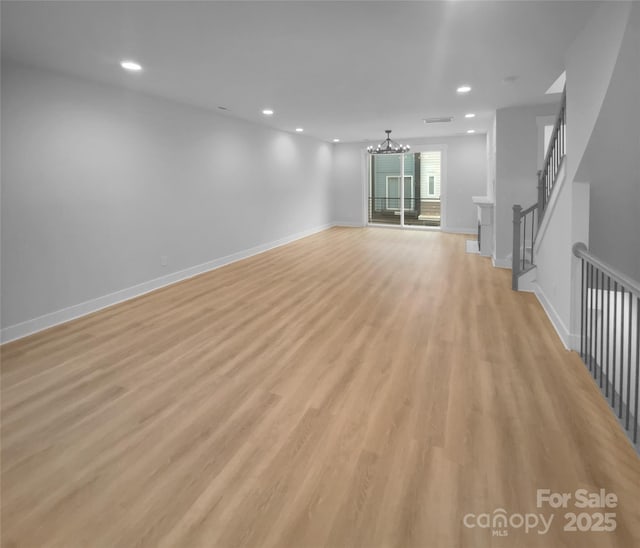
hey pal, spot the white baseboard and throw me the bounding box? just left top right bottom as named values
left=367, top=223, right=441, bottom=232
left=441, top=226, right=477, bottom=235
left=517, top=266, right=537, bottom=293
left=364, top=224, right=474, bottom=234
left=333, top=221, right=365, bottom=227
left=492, top=256, right=512, bottom=269
left=1, top=223, right=333, bottom=344
left=569, top=333, right=581, bottom=351
left=533, top=283, right=572, bottom=350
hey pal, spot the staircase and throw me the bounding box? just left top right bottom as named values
left=512, top=88, right=566, bottom=291
left=511, top=203, right=538, bottom=290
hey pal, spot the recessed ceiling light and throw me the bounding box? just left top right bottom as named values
left=502, top=75, right=519, bottom=84
left=465, top=113, right=476, bottom=118
left=262, top=109, right=274, bottom=116
left=295, top=128, right=304, bottom=133
left=120, top=60, right=142, bottom=72
left=457, top=85, right=472, bottom=94
left=467, top=129, right=476, bottom=134
left=333, top=138, right=340, bottom=143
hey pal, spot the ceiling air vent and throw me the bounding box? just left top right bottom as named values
left=423, top=116, right=453, bottom=124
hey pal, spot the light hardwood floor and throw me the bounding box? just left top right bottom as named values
left=2, top=227, right=639, bottom=547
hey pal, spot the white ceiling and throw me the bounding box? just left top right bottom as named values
left=1, top=1, right=598, bottom=143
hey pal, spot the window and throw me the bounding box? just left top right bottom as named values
left=368, top=151, right=441, bottom=227
left=386, top=175, right=413, bottom=210
left=420, top=151, right=441, bottom=198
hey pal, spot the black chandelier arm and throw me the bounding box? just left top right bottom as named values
left=367, top=130, right=410, bottom=155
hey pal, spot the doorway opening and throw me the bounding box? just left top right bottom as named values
left=368, top=151, right=441, bottom=227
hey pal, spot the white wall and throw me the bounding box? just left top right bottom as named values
left=533, top=175, right=573, bottom=346
left=573, top=3, right=640, bottom=281
left=564, top=1, right=632, bottom=188
left=332, top=134, right=487, bottom=232
left=531, top=2, right=639, bottom=350
left=1, top=62, right=333, bottom=338
left=533, top=171, right=589, bottom=348
left=494, top=102, right=559, bottom=264
left=332, top=143, right=366, bottom=226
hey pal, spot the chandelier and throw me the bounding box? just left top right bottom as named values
left=367, top=130, right=410, bottom=154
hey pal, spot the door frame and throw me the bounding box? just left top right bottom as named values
left=363, top=144, right=447, bottom=229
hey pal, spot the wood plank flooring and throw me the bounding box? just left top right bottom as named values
left=2, top=227, right=639, bottom=547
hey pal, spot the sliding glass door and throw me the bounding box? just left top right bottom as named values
left=368, top=151, right=441, bottom=227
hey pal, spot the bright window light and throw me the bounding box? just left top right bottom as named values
left=546, top=71, right=566, bottom=94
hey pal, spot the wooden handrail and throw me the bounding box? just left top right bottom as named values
left=538, top=87, right=566, bottom=222
left=541, top=87, right=566, bottom=181
left=519, top=203, right=538, bottom=216
left=573, top=242, right=640, bottom=298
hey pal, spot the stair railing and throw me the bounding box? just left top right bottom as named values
left=574, top=242, right=640, bottom=448
left=537, top=87, right=567, bottom=223
left=512, top=88, right=566, bottom=291
left=511, top=203, right=538, bottom=290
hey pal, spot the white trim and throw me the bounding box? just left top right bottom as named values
left=569, top=333, right=581, bottom=351
left=368, top=223, right=441, bottom=232
left=1, top=223, right=333, bottom=344
left=364, top=143, right=448, bottom=229
left=360, top=148, right=369, bottom=227
left=492, top=256, right=512, bottom=269
left=441, top=226, right=477, bottom=235
left=535, top=158, right=567, bottom=254
left=518, top=286, right=536, bottom=294
left=517, top=266, right=537, bottom=293
left=533, top=282, right=572, bottom=349
left=333, top=221, right=365, bottom=228
left=385, top=174, right=414, bottom=211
